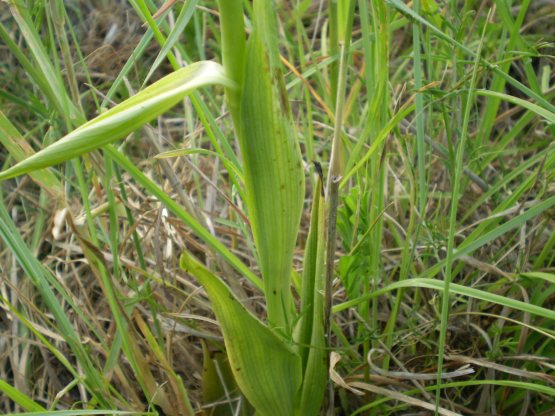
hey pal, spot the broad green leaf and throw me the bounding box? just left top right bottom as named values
left=239, top=0, right=305, bottom=329
left=0, top=61, right=234, bottom=181
left=181, top=252, right=302, bottom=416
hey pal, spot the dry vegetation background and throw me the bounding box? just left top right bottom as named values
left=0, top=0, right=554, bottom=415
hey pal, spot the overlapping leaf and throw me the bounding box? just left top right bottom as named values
left=239, top=0, right=305, bottom=330
left=181, top=252, right=302, bottom=416
left=0, top=61, right=234, bottom=181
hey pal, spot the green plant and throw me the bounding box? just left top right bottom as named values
left=0, top=0, right=336, bottom=414
left=1, top=1, right=555, bottom=415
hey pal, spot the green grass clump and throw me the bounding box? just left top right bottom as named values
left=0, top=1, right=554, bottom=415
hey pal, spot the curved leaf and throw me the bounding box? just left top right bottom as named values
left=181, top=252, right=302, bottom=416
left=0, top=61, right=235, bottom=181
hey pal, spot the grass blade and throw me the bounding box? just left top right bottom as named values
left=475, top=89, right=555, bottom=124
left=0, top=380, right=45, bottom=413
left=334, top=277, right=555, bottom=321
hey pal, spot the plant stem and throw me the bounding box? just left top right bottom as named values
left=216, top=0, right=245, bottom=135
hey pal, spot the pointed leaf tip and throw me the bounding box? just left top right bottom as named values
left=0, top=61, right=234, bottom=181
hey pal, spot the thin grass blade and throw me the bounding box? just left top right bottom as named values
left=296, top=176, right=327, bottom=415
left=334, top=278, right=555, bottom=321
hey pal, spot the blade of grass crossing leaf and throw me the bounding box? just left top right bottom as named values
left=143, top=0, right=200, bottom=85
left=181, top=252, right=302, bottom=416
left=105, top=146, right=262, bottom=289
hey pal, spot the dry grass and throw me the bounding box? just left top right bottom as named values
left=0, top=0, right=554, bottom=415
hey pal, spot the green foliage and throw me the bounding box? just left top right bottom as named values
left=180, top=252, right=302, bottom=416
left=0, top=61, right=234, bottom=180
left=0, top=0, right=554, bottom=415
left=238, top=0, right=305, bottom=331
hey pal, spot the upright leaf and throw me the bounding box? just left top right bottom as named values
left=239, top=0, right=305, bottom=330
left=181, top=253, right=302, bottom=416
